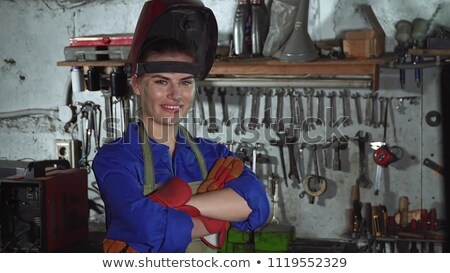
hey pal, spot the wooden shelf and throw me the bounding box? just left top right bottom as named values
left=58, top=54, right=396, bottom=91
left=409, top=48, right=450, bottom=57
left=57, top=60, right=126, bottom=67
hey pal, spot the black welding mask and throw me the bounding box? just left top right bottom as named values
left=126, top=0, right=218, bottom=80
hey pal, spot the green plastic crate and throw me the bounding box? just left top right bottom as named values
left=221, top=223, right=296, bottom=253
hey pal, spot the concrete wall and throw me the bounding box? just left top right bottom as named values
left=0, top=0, right=448, bottom=240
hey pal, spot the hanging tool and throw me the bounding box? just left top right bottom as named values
left=371, top=103, right=402, bottom=195
left=351, top=92, right=363, bottom=125
left=315, top=90, right=325, bottom=126
left=354, top=131, right=370, bottom=188
left=351, top=185, right=362, bottom=236
left=235, top=87, right=248, bottom=135
left=270, top=135, right=288, bottom=187
left=296, top=89, right=307, bottom=131
left=248, top=88, right=261, bottom=130
left=77, top=101, right=102, bottom=172
left=293, top=143, right=306, bottom=184
left=327, top=91, right=337, bottom=127
left=195, top=88, right=207, bottom=126
left=399, top=196, right=409, bottom=229
left=252, top=142, right=262, bottom=174
left=286, top=137, right=301, bottom=188
left=276, top=88, right=285, bottom=133
left=289, top=89, right=300, bottom=135
left=101, top=89, right=114, bottom=142
left=262, top=88, right=273, bottom=128
left=332, top=135, right=348, bottom=171
left=304, top=88, right=315, bottom=130
left=269, top=173, right=281, bottom=224
left=218, top=87, right=231, bottom=126
left=339, top=89, right=352, bottom=127
left=423, top=157, right=444, bottom=176
left=299, top=144, right=327, bottom=204
left=204, top=87, right=219, bottom=133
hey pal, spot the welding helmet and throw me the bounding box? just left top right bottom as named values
left=126, top=0, right=218, bottom=80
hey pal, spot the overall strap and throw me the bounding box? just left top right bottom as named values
left=139, top=122, right=156, bottom=195
left=139, top=123, right=208, bottom=196
left=179, top=125, right=208, bottom=180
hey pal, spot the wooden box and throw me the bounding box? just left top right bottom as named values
left=343, top=30, right=385, bottom=58
left=343, top=5, right=385, bottom=58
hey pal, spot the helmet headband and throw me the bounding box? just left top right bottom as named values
left=136, top=61, right=200, bottom=76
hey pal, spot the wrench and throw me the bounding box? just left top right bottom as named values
left=286, top=137, right=301, bottom=188
left=204, top=87, right=219, bottom=133
left=316, top=90, right=325, bottom=126
left=371, top=92, right=379, bottom=128
left=304, top=88, right=315, bottom=130
left=296, top=89, right=307, bottom=131
left=379, top=97, right=388, bottom=128
left=196, top=88, right=207, bottom=126
left=276, top=89, right=285, bottom=133
left=293, top=142, right=306, bottom=183
left=332, top=135, right=348, bottom=171
left=354, top=130, right=370, bottom=188
left=364, top=93, right=373, bottom=127
left=269, top=174, right=281, bottom=224
left=252, top=142, right=262, bottom=174
left=262, top=88, right=273, bottom=129
left=340, top=89, right=352, bottom=127
left=300, top=144, right=327, bottom=204
left=327, top=91, right=337, bottom=127
left=248, top=88, right=261, bottom=130
left=289, top=89, right=300, bottom=136
left=351, top=92, right=363, bottom=125
left=234, top=88, right=247, bottom=135
left=270, top=135, right=288, bottom=187
left=218, top=87, right=231, bottom=126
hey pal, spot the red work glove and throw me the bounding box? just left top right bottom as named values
left=147, top=177, right=192, bottom=208
left=196, top=156, right=245, bottom=249
left=147, top=178, right=207, bottom=221
left=198, top=156, right=244, bottom=193
left=199, top=216, right=230, bottom=249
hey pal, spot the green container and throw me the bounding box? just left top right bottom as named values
left=221, top=223, right=296, bottom=253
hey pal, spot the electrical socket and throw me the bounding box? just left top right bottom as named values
left=54, top=139, right=81, bottom=168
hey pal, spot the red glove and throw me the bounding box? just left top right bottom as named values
left=199, top=216, right=230, bottom=249
left=196, top=156, right=245, bottom=249
left=148, top=178, right=212, bottom=226
left=198, top=156, right=244, bottom=193
left=147, top=177, right=192, bottom=208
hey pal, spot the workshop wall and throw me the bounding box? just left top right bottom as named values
left=0, top=0, right=447, bottom=242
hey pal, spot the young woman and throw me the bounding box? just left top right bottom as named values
left=92, top=0, right=269, bottom=253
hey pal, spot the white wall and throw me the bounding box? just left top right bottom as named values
left=0, top=0, right=448, bottom=240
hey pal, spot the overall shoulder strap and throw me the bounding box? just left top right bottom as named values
left=140, top=123, right=208, bottom=196
left=139, top=122, right=156, bottom=195
left=179, top=125, right=208, bottom=180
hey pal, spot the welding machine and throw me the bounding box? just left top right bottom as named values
left=0, top=160, right=89, bottom=252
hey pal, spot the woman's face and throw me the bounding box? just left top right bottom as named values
left=132, top=53, right=196, bottom=127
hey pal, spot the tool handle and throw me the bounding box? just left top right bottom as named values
left=399, top=196, right=409, bottom=228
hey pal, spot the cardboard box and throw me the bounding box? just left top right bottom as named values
left=343, top=5, right=385, bottom=58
